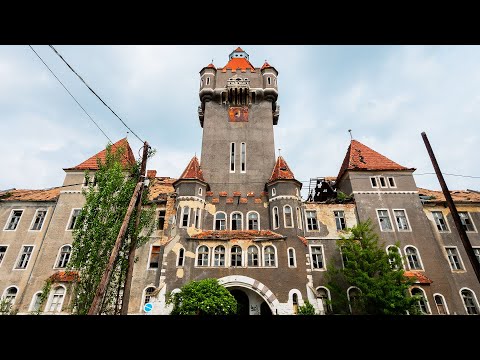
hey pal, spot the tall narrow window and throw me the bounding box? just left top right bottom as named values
left=177, top=248, right=185, bottom=267
left=215, top=212, right=226, bottom=230
left=31, top=209, right=47, bottom=231
left=474, top=248, right=480, bottom=265
left=197, top=246, right=209, bottom=267
left=214, top=245, right=226, bottom=267
left=48, top=286, right=65, bottom=312
left=386, top=245, right=402, bottom=270
left=181, top=206, right=190, bottom=228
left=230, top=142, right=235, bottom=172
left=267, top=77, right=271, bottom=85
left=241, top=142, right=246, bottom=173
left=458, top=212, right=475, bottom=232
left=387, top=177, right=396, bottom=187
left=67, top=209, right=81, bottom=230
left=284, top=206, right=293, bottom=227
left=370, top=177, right=378, bottom=188
left=144, top=287, right=155, bottom=306
left=348, top=287, right=362, bottom=314
left=264, top=246, right=276, bottom=267
left=247, top=246, right=259, bottom=267
left=377, top=209, right=393, bottom=231
left=310, top=246, right=324, bottom=269
left=231, top=245, right=242, bottom=267
left=405, top=246, right=422, bottom=270
left=157, top=210, right=166, bottom=230
left=411, top=288, right=430, bottom=314
left=296, top=207, right=302, bottom=229
left=271, top=188, right=276, bottom=196
left=206, top=77, right=210, bottom=85
left=461, top=289, right=479, bottom=315
left=317, top=287, right=331, bottom=314
left=334, top=211, right=346, bottom=230
left=292, top=293, right=298, bottom=314
left=379, top=177, right=387, bottom=188
left=288, top=248, right=296, bottom=267
left=247, top=212, right=259, bottom=230
left=56, top=245, right=71, bottom=268
left=148, top=245, right=161, bottom=269
left=394, top=209, right=410, bottom=231
left=30, top=292, right=43, bottom=312
left=445, top=247, right=463, bottom=270
left=195, top=208, right=201, bottom=229
left=432, top=211, right=448, bottom=232
left=0, top=246, right=7, bottom=265
left=306, top=210, right=318, bottom=231
left=231, top=212, right=243, bottom=230
left=5, top=210, right=23, bottom=230
left=273, top=207, right=279, bottom=229
left=3, top=287, right=17, bottom=307
left=434, top=294, right=448, bottom=315
left=16, top=245, right=33, bottom=269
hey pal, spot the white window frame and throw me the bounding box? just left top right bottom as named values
left=410, top=287, right=431, bottom=314
left=3, top=209, right=24, bottom=231
left=459, top=287, right=480, bottom=315
left=45, top=285, right=66, bottom=313
left=432, top=211, right=450, bottom=232
left=29, top=208, right=48, bottom=231
left=213, top=245, right=226, bottom=267
left=142, top=286, right=157, bottom=311
left=444, top=246, right=465, bottom=271
left=404, top=245, right=424, bottom=271
left=196, top=245, right=210, bottom=267
left=283, top=205, right=294, bottom=228
left=379, top=176, right=387, bottom=188
left=263, top=245, right=277, bottom=268
left=393, top=209, right=411, bottom=232
left=370, top=177, right=378, bottom=188
left=198, top=187, right=203, bottom=196
left=376, top=209, right=394, bottom=232
left=206, top=76, right=210, bottom=85
left=177, top=247, right=185, bottom=267
left=305, top=210, right=319, bottom=232
left=458, top=212, right=477, bottom=233
left=473, top=247, right=480, bottom=265
left=309, top=244, right=326, bottom=271
left=386, top=245, right=405, bottom=270
left=0, top=245, right=8, bottom=267
left=230, top=211, right=243, bottom=231
left=230, top=142, right=236, bottom=173
left=240, top=142, right=246, bottom=173
left=54, top=244, right=72, bottom=269
left=29, top=291, right=43, bottom=312
left=247, top=211, right=260, bottom=230
left=247, top=245, right=260, bottom=267
left=214, top=211, right=227, bottom=230
left=147, top=244, right=161, bottom=270
left=14, top=245, right=35, bottom=270
left=296, top=207, right=302, bottom=230
left=347, top=286, right=362, bottom=314
left=287, top=247, right=296, bottom=268
left=387, top=176, right=396, bottom=188
left=2, top=286, right=19, bottom=307
left=65, top=208, right=81, bottom=231
left=316, top=286, right=332, bottom=314
left=180, top=206, right=190, bottom=228
left=194, top=208, right=202, bottom=229
left=272, top=207, right=279, bottom=229
left=271, top=187, right=276, bottom=196
left=433, top=293, right=450, bottom=315
left=230, top=245, right=243, bottom=267
left=334, top=210, right=346, bottom=231
left=157, top=208, right=166, bottom=231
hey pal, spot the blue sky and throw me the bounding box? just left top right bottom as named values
left=1, top=45, right=479, bottom=198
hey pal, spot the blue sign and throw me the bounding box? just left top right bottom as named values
left=144, top=302, right=153, bottom=313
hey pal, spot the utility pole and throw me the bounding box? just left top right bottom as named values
left=121, top=141, right=149, bottom=314
left=88, top=142, right=149, bottom=315
left=421, top=132, right=480, bottom=284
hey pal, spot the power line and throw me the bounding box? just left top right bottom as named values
left=48, top=45, right=144, bottom=144
left=28, top=45, right=113, bottom=144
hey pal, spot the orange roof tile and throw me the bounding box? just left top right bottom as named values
left=206, top=63, right=216, bottom=69
left=66, top=138, right=135, bottom=171
left=404, top=271, right=433, bottom=284
left=269, top=156, right=296, bottom=182
left=261, top=61, right=272, bottom=70
left=297, top=236, right=308, bottom=247
left=190, top=230, right=285, bottom=240
left=0, top=188, right=60, bottom=202
left=222, top=57, right=256, bottom=72
left=234, top=47, right=244, bottom=52
left=178, top=156, right=204, bottom=181
left=148, top=177, right=176, bottom=201
left=337, top=140, right=413, bottom=181
left=49, top=270, right=79, bottom=282
left=418, top=188, right=480, bottom=203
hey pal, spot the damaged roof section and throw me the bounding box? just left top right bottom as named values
left=189, top=230, right=285, bottom=241
left=0, top=187, right=61, bottom=202
left=418, top=188, right=480, bottom=204
left=404, top=270, right=433, bottom=284
left=148, top=177, right=176, bottom=203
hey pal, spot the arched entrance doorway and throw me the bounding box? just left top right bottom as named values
left=260, top=302, right=272, bottom=316
left=229, top=289, right=249, bottom=315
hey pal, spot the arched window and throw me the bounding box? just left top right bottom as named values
left=197, top=246, right=209, bottom=266
left=247, top=246, right=259, bottom=267
left=29, top=291, right=43, bottom=312
left=411, top=287, right=430, bottom=314
left=177, top=248, right=185, bottom=267
left=144, top=287, right=156, bottom=306
left=231, top=245, right=242, bottom=267
left=47, top=286, right=66, bottom=312
left=405, top=246, right=423, bottom=270
left=292, top=293, right=298, bottom=314
left=247, top=211, right=259, bottom=230
left=56, top=245, right=72, bottom=268
left=288, top=248, right=296, bottom=267
left=214, top=245, right=226, bottom=267
left=434, top=293, right=449, bottom=315
left=264, top=246, right=276, bottom=267
left=272, top=207, right=279, bottom=229
left=386, top=245, right=403, bottom=270
left=348, top=287, right=362, bottom=315
left=296, top=207, right=302, bottom=229
left=3, top=286, right=18, bottom=307
left=316, top=287, right=332, bottom=314
left=231, top=212, right=243, bottom=230
left=460, top=288, right=479, bottom=315
left=214, top=212, right=226, bottom=230
left=284, top=205, right=293, bottom=228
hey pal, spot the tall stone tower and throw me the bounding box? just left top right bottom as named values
left=198, top=47, right=280, bottom=195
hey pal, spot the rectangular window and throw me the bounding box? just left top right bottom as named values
left=377, top=209, right=393, bottom=231
left=31, top=210, right=47, bottom=231
left=0, top=246, right=7, bottom=265
left=5, top=210, right=23, bottom=231
left=446, top=247, right=463, bottom=270
left=157, top=210, right=166, bottom=230
left=379, top=177, right=387, bottom=188
left=310, top=246, right=324, bottom=269
left=148, top=245, right=161, bottom=269
left=195, top=208, right=201, bottom=228
left=458, top=212, right=475, bottom=232
left=306, top=210, right=318, bottom=231
left=296, top=207, right=302, bottom=230
left=334, top=211, right=346, bottom=230
left=230, top=142, right=235, bottom=172
left=16, top=245, right=33, bottom=269
left=241, top=142, right=246, bottom=173
left=432, top=211, right=448, bottom=232
left=387, top=177, right=396, bottom=187
left=370, top=177, right=378, bottom=188
left=181, top=207, right=190, bottom=228
left=67, top=209, right=81, bottom=230
left=474, top=248, right=480, bottom=265
left=340, top=245, right=348, bottom=268
left=394, top=209, right=410, bottom=231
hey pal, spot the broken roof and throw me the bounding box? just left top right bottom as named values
left=418, top=187, right=480, bottom=203
left=189, top=230, right=285, bottom=240
left=269, top=156, right=297, bottom=183
left=0, top=188, right=61, bottom=202
left=148, top=177, right=176, bottom=202
left=177, top=156, right=205, bottom=182
left=404, top=270, right=433, bottom=284
left=337, top=140, right=414, bottom=181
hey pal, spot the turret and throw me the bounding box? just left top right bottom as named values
left=261, top=61, right=280, bottom=124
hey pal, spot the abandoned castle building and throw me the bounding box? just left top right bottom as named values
left=1, top=47, right=480, bottom=315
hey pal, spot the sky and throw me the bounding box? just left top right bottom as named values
left=1, top=45, right=479, bottom=198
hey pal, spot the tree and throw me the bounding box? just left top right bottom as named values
left=297, top=300, right=316, bottom=315
left=326, top=219, right=421, bottom=315
left=66, top=143, right=156, bottom=315
left=166, top=278, right=238, bottom=315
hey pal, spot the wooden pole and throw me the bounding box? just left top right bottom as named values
left=421, top=132, right=480, bottom=284
left=121, top=141, right=149, bottom=314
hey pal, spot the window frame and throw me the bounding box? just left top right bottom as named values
left=460, top=287, right=480, bottom=315
left=29, top=291, right=43, bottom=312
left=147, top=244, right=161, bottom=270
left=296, top=207, right=303, bottom=230
left=287, top=247, right=296, bottom=268
left=65, top=208, right=81, bottom=231
left=393, top=208, right=411, bottom=232
left=379, top=176, right=387, bottom=188
left=213, top=245, right=226, bottom=267
left=180, top=206, right=190, bottom=228
left=316, top=286, right=332, bottom=314
left=347, top=286, right=362, bottom=314
left=271, top=187, right=276, bottom=197
left=230, top=142, right=236, bottom=173
left=432, top=211, right=449, bottom=232
left=334, top=210, right=346, bottom=231
left=404, top=245, right=424, bottom=271
left=196, top=245, right=210, bottom=267
left=142, top=286, right=156, bottom=311
left=411, top=286, right=431, bottom=315
left=194, top=208, right=201, bottom=229
left=458, top=212, right=477, bottom=233
left=370, top=177, right=378, bottom=188
left=263, top=245, right=277, bottom=267
left=240, top=142, right=246, bottom=173
left=14, top=245, right=35, bottom=270
left=473, top=247, right=480, bottom=265
left=157, top=208, right=166, bottom=231
left=284, top=205, right=294, bottom=228
left=4, top=209, right=24, bottom=231
left=54, top=244, right=72, bottom=269
left=230, top=211, right=243, bottom=231
left=247, top=211, right=260, bottom=230
left=230, top=245, right=243, bottom=267
left=2, top=286, right=19, bottom=307
left=433, top=293, right=450, bottom=315
left=272, top=206, right=279, bottom=229
left=177, top=247, right=185, bottom=267
left=445, top=246, right=465, bottom=271
left=247, top=245, right=260, bottom=267
left=386, top=245, right=405, bottom=270
left=0, top=245, right=8, bottom=267
left=46, top=285, right=66, bottom=313
left=29, top=208, right=48, bottom=231
left=305, top=210, right=319, bottom=231
left=387, top=176, right=396, bottom=188
left=376, top=209, right=394, bottom=232
left=214, top=211, right=227, bottom=230
left=309, top=244, right=326, bottom=271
